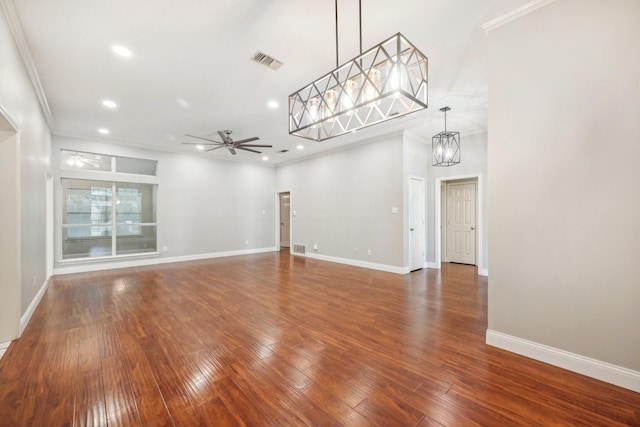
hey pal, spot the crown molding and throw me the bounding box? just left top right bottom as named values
left=0, top=0, right=55, bottom=130
left=479, top=0, right=556, bottom=34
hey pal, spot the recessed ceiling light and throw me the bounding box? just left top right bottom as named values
left=196, top=145, right=204, bottom=150
left=98, top=128, right=110, bottom=135
left=102, top=99, right=117, bottom=108
left=267, top=100, right=279, bottom=109
left=112, top=45, right=132, bottom=57
left=297, top=144, right=304, bottom=150
left=262, top=156, right=269, bottom=161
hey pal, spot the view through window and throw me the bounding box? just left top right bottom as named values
left=61, top=179, right=157, bottom=259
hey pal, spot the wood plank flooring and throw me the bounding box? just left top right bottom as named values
left=0, top=252, right=638, bottom=426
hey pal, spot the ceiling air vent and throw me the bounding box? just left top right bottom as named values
left=277, top=149, right=289, bottom=153
left=250, top=50, right=284, bottom=70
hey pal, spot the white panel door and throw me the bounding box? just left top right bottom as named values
left=446, top=182, right=476, bottom=265
left=409, top=178, right=425, bottom=271
left=279, top=192, right=290, bottom=248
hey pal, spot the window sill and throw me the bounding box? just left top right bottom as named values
left=58, top=251, right=160, bottom=265
left=63, top=235, right=144, bottom=241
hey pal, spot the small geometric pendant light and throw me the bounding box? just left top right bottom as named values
left=432, top=106, right=460, bottom=167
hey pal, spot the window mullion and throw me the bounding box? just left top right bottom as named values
left=112, top=182, right=117, bottom=256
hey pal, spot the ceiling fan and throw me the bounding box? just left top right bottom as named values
left=183, top=130, right=271, bottom=155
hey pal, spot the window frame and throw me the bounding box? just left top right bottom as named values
left=59, top=179, right=158, bottom=262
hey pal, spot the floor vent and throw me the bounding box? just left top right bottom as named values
left=250, top=51, right=284, bottom=70
left=292, top=244, right=306, bottom=255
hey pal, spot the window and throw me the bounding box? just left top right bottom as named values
left=116, top=156, right=157, bottom=176
left=61, top=179, right=157, bottom=260
left=116, top=187, right=142, bottom=235
left=65, top=184, right=112, bottom=238
left=60, top=150, right=113, bottom=172
left=60, top=150, right=157, bottom=176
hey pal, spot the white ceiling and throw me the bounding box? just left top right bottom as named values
left=10, top=0, right=531, bottom=165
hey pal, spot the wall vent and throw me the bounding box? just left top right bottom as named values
left=292, top=244, right=306, bottom=255
left=250, top=51, right=284, bottom=70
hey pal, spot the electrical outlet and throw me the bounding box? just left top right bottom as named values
left=162, top=246, right=168, bottom=252
left=313, top=243, right=318, bottom=251
left=367, top=249, right=372, bottom=256
left=245, top=240, right=249, bottom=246
left=32, top=275, right=36, bottom=288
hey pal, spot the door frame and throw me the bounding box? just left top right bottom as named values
left=0, top=102, right=21, bottom=347
left=444, top=180, right=477, bottom=265
left=434, top=173, right=485, bottom=275
left=275, top=190, right=292, bottom=253
left=408, top=176, right=425, bottom=271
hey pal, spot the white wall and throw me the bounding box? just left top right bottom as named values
left=0, top=4, right=51, bottom=321
left=276, top=133, right=405, bottom=272
left=52, top=136, right=276, bottom=271
left=488, top=0, right=640, bottom=386
left=426, top=131, right=488, bottom=272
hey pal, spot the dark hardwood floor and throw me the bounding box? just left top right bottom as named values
left=0, top=252, right=638, bottom=426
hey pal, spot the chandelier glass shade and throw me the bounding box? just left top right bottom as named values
left=289, top=33, right=428, bottom=142
left=432, top=107, right=460, bottom=167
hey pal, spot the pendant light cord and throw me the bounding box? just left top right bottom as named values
left=335, top=0, right=363, bottom=66
left=335, top=0, right=339, bottom=68
left=359, top=0, right=362, bottom=55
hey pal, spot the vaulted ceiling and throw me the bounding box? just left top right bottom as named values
left=10, top=0, right=531, bottom=164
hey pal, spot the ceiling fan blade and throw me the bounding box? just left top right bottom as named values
left=236, top=147, right=261, bottom=154
left=237, top=144, right=272, bottom=148
left=205, top=145, right=226, bottom=152
left=232, top=137, right=259, bottom=144
left=185, top=134, right=223, bottom=144
left=182, top=142, right=219, bottom=146
left=218, top=131, right=232, bottom=144
left=228, top=147, right=237, bottom=155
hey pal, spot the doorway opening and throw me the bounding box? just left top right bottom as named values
left=434, top=174, right=484, bottom=274
left=278, top=192, right=291, bottom=251
left=444, top=179, right=477, bottom=265
left=409, top=177, right=425, bottom=271
left=0, top=106, right=20, bottom=350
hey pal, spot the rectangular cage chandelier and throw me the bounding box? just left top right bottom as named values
left=289, top=32, right=428, bottom=142
left=432, top=107, right=460, bottom=167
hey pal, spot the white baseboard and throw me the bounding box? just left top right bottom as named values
left=486, top=330, right=640, bottom=393
left=0, top=340, right=10, bottom=360
left=478, top=268, right=489, bottom=276
left=426, top=262, right=439, bottom=269
left=53, top=247, right=279, bottom=275
left=305, top=252, right=407, bottom=275
left=20, top=277, right=49, bottom=337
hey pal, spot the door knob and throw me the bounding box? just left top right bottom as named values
left=470, top=227, right=475, bottom=230
left=410, top=228, right=414, bottom=231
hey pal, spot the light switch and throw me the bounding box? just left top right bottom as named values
left=391, top=207, right=399, bottom=214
